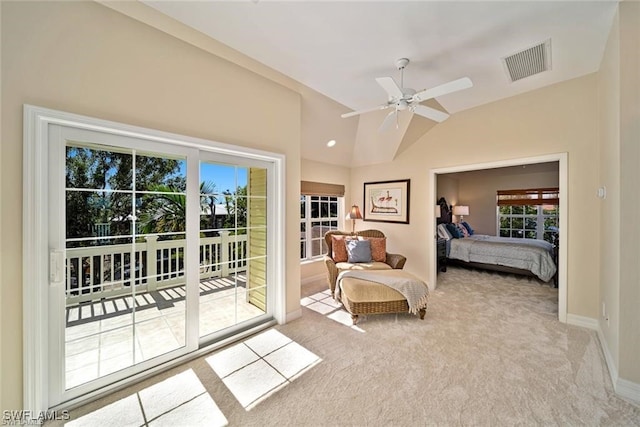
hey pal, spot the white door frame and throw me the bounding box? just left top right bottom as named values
left=23, top=105, right=286, bottom=413
left=428, top=152, right=568, bottom=323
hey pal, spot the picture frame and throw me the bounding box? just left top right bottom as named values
left=363, top=179, right=410, bottom=224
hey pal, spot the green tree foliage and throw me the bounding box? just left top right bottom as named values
left=66, top=144, right=249, bottom=243
left=138, top=185, right=186, bottom=236
left=222, top=186, right=248, bottom=232
left=65, top=145, right=182, bottom=245
left=200, top=181, right=218, bottom=233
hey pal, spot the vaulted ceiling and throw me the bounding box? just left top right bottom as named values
left=142, top=1, right=618, bottom=167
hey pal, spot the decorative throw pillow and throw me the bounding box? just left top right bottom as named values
left=446, top=223, right=462, bottom=239
left=331, top=236, right=349, bottom=262
left=346, top=239, right=372, bottom=263
left=437, top=224, right=452, bottom=240
left=456, top=223, right=469, bottom=237
left=461, top=221, right=474, bottom=235
left=366, top=237, right=387, bottom=262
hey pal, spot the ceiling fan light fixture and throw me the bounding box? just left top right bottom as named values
left=342, top=58, right=472, bottom=129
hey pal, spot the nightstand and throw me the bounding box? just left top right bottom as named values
left=437, top=238, right=447, bottom=273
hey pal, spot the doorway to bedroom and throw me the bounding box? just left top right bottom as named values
left=430, top=153, right=567, bottom=323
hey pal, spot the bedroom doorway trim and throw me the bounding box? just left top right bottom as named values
left=429, top=152, right=568, bottom=323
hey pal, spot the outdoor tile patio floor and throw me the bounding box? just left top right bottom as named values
left=65, top=274, right=265, bottom=389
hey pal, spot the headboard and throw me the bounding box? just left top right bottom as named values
left=437, top=197, right=453, bottom=224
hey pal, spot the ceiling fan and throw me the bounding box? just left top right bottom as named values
left=341, top=58, right=473, bottom=131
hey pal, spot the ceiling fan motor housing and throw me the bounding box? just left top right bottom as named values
left=396, top=58, right=410, bottom=70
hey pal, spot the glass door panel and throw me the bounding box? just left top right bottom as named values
left=199, top=162, right=267, bottom=339
left=63, top=141, right=188, bottom=390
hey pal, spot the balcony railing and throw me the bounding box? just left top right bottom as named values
left=65, top=231, right=247, bottom=305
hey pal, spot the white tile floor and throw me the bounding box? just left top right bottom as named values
left=65, top=276, right=265, bottom=389
left=64, top=329, right=321, bottom=426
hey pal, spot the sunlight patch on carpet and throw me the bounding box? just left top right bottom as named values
left=206, top=329, right=322, bottom=410
left=67, top=369, right=227, bottom=426
left=301, top=291, right=365, bottom=332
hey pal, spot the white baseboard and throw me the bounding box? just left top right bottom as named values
left=285, top=308, right=302, bottom=323
left=596, top=324, right=620, bottom=389
left=595, top=321, right=640, bottom=405
left=567, top=314, right=639, bottom=405
left=617, top=378, right=640, bottom=404
left=566, top=313, right=599, bottom=330
left=301, top=273, right=325, bottom=285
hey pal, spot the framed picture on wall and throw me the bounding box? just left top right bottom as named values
left=363, top=179, right=410, bottom=224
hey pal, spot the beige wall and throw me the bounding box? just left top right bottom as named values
left=439, top=166, right=559, bottom=235
left=351, top=74, right=600, bottom=319
left=299, top=159, right=351, bottom=281
left=0, top=0, right=3, bottom=411
left=1, top=1, right=303, bottom=411
left=597, top=0, right=640, bottom=387
left=598, top=5, right=621, bottom=376
left=617, top=0, right=640, bottom=384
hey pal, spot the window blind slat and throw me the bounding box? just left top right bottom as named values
left=301, top=181, right=345, bottom=197
left=497, top=187, right=559, bottom=206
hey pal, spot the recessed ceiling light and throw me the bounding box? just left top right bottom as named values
left=327, top=140, right=336, bottom=147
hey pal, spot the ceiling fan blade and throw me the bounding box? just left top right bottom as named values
left=375, top=77, right=404, bottom=100
left=341, top=104, right=389, bottom=118
left=379, top=110, right=397, bottom=132
left=412, top=77, right=473, bottom=102
left=411, top=105, right=450, bottom=123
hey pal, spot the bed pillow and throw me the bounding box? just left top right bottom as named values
left=446, top=223, right=462, bottom=239
left=346, top=239, right=372, bottom=263
left=437, top=224, right=452, bottom=240
left=363, top=237, right=387, bottom=262
left=456, top=223, right=470, bottom=238
left=331, top=236, right=349, bottom=262
left=461, top=221, right=475, bottom=236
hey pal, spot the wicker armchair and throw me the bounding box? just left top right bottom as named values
left=323, top=229, right=407, bottom=296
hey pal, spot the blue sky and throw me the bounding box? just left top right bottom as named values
left=179, top=162, right=248, bottom=194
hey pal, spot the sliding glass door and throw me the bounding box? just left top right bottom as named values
left=44, top=121, right=277, bottom=407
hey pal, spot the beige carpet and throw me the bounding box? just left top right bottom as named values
left=57, top=266, right=640, bottom=426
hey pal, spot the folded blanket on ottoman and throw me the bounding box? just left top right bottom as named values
left=337, top=270, right=430, bottom=314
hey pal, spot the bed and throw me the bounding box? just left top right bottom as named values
left=437, top=198, right=558, bottom=284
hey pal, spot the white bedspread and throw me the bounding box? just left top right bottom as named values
left=449, top=235, right=556, bottom=282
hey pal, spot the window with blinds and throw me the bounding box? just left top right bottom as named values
left=497, top=188, right=559, bottom=242
left=300, top=181, right=344, bottom=260
left=497, top=188, right=559, bottom=206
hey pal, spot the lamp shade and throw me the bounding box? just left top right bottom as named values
left=453, top=205, right=469, bottom=216
left=348, top=205, right=363, bottom=220
left=435, top=205, right=441, bottom=218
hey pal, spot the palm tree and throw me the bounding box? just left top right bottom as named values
left=139, top=184, right=186, bottom=236
left=139, top=181, right=222, bottom=237
left=200, top=181, right=218, bottom=232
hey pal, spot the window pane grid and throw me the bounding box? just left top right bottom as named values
left=498, top=205, right=558, bottom=243
left=300, top=195, right=341, bottom=260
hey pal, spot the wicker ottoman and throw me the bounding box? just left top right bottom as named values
left=338, top=275, right=427, bottom=325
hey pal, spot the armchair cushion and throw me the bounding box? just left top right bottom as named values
left=346, top=239, right=372, bottom=263
left=335, top=261, right=392, bottom=271
left=323, top=229, right=406, bottom=297
left=366, top=237, right=387, bottom=262
left=331, top=235, right=350, bottom=262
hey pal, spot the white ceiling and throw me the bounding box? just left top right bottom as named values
left=142, top=1, right=618, bottom=165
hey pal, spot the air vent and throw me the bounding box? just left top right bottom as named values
left=502, top=39, right=551, bottom=82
